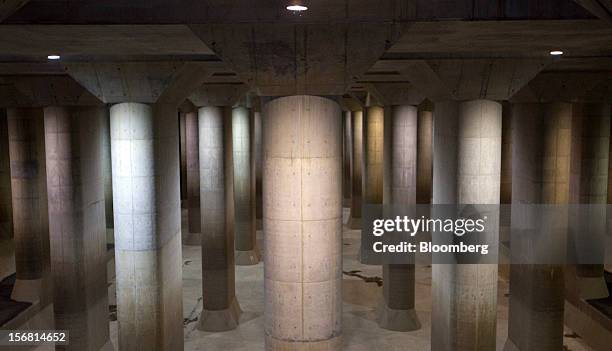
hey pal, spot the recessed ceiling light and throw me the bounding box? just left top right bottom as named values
left=287, top=4, right=308, bottom=11
left=549, top=50, right=564, bottom=56
left=47, top=55, right=61, bottom=60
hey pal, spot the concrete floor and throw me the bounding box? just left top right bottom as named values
left=100, top=207, right=594, bottom=350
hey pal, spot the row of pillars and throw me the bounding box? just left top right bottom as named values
left=0, top=96, right=610, bottom=351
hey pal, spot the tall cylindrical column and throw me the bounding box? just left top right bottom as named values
left=180, top=112, right=187, bottom=208
left=0, top=109, right=14, bottom=281
left=263, top=95, right=342, bottom=350
left=233, top=106, right=260, bottom=265
left=379, top=105, right=421, bottom=331
left=7, top=108, right=51, bottom=303
left=416, top=108, right=433, bottom=205
left=504, top=103, right=571, bottom=351
left=255, top=111, right=263, bottom=230
left=360, top=106, right=384, bottom=262
left=184, top=111, right=201, bottom=245
left=363, top=106, right=384, bottom=205
left=575, top=103, right=610, bottom=300
left=432, top=100, right=501, bottom=351
left=44, top=106, right=111, bottom=351
left=101, top=109, right=113, bottom=233
left=110, top=103, right=183, bottom=351
left=198, top=106, right=241, bottom=331
left=348, top=110, right=363, bottom=229
left=343, top=111, right=352, bottom=207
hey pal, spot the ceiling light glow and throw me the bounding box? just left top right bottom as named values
left=47, top=55, right=61, bottom=60
left=549, top=50, right=564, bottom=56
left=286, top=4, right=308, bottom=11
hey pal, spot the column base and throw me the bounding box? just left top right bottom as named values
left=577, top=276, right=610, bottom=300
left=99, top=340, right=116, bottom=351
left=265, top=333, right=342, bottom=351
left=502, top=339, right=520, bottom=351
left=198, top=296, right=242, bottom=332
left=0, top=239, right=15, bottom=281
left=182, top=232, right=201, bottom=246
left=347, top=217, right=361, bottom=229
left=376, top=300, right=421, bottom=331
left=11, top=278, right=43, bottom=303
left=235, top=248, right=261, bottom=265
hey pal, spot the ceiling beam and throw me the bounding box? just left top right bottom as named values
left=0, top=0, right=28, bottom=22
left=573, top=0, right=612, bottom=23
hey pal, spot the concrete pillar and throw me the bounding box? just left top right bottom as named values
left=504, top=103, right=574, bottom=351
left=263, top=95, right=342, bottom=350
left=432, top=100, right=501, bottom=351
left=575, top=103, right=610, bottom=300
left=233, top=106, right=260, bottom=265
left=379, top=105, right=421, bottom=331
left=184, top=111, right=201, bottom=245
left=7, top=107, right=51, bottom=304
left=416, top=108, right=433, bottom=205
left=363, top=106, right=384, bottom=206
left=0, top=109, right=15, bottom=281
left=198, top=106, right=241, bottom=331
left=110, top=102, right=183, bottom=351
left=343, top=111, right=352, bottom=207
left=101, top=108, right=113, bottom=233
left=254, top=111, right=263, bottom=230
left=43, top=106, right=112, bottom=351
left=348, top=110, right=363, bottom=229
left=180, top=112, right=187, bottom=208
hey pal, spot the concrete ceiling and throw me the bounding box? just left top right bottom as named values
left=0, top=0, right=610, bottom=103
left=0, top=25, right=214, bottom=61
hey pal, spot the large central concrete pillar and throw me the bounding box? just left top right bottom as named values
left=432, top=100, right=501, bottom=351
left=348, top=110, right=363, bottom=229
left=233, top=106, right=260, bottom=265
left=43, top=106, right=112, bottom=351
left=110, top=102, right=183, bottom=351
left=198, top=106, right=241, bottom=331
left=7, top=107, right=51, bottom=304
left=185, top=110, right=201, bottom=245
left=505, top=102, right=576, bottom=351
left=379, top=105, right=420, bottom=331
left=0, top=109, right=14, bottom=281
left=263, top=95, right=342, bottom=350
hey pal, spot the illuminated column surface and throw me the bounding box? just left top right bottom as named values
left=343, top=111, right=352, bottom=207
left=348, top=110, right=363, bottom=229
left=44, top=106, right=112, bottom=351
left=233, top=106, right=260, bottom=265
left=110, top=103, right=183, bottom=351
left=263, top=95, right=342, bottom=350
left=7, top=107, right=50, bottom=304
left=432, top=100, right=501, bottom=351
left=379, top=105, right=420, bottom=331
left=198, top=106, right=241, bottom=331
left=185, top=110, right=201, bottom=245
